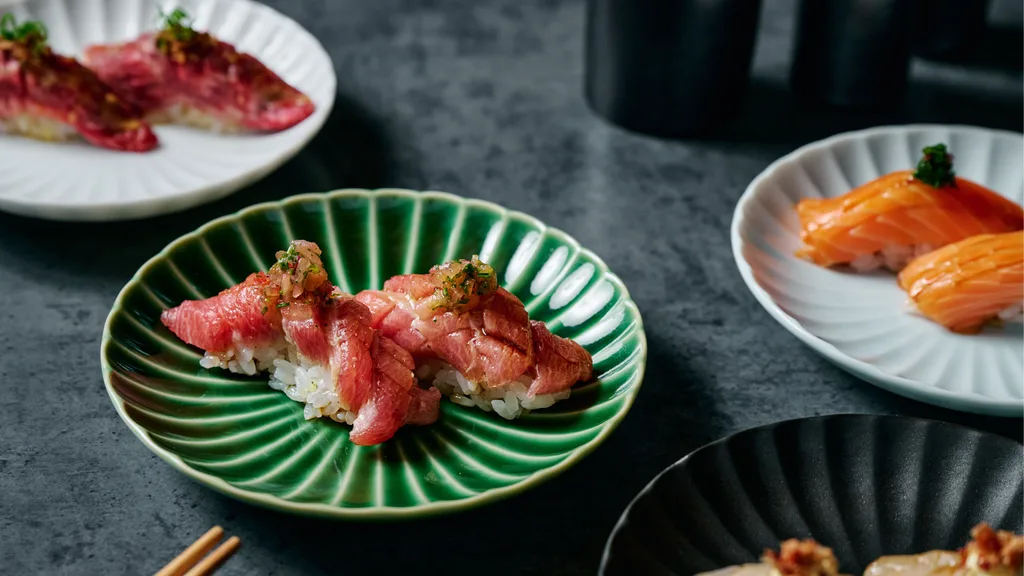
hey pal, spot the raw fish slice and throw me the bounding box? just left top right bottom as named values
left=161, top=240, right=331, bottom=354
left=280, top=301, right=330, bottom=362
left=160, top=271, right=280, bottom=353
left=273, top=266, right=436, bottom=444
left=357, top=257, right=535, bottom=388
left=405, top=385, right=442, bottom=426
left=0, top=15, right=158, bottom=151
left=160, top=239, right=439, bottom=445
left=527, top=320, right=593, bottom=397
left=795, top=144, right=1023, bottom=270
left=350, top=335, right=417, bottom=446
left=898, top=231, right=1024, bottom=334
left=321, top=296, right=375, bottom=412
left=83, top=9, right=314, bottom=133
left=356, top=289, right=430, bottom=356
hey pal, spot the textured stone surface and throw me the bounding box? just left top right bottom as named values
left=0, top=0, right=1021, bottom=574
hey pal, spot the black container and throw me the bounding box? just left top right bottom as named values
left=790, top=0, right=912, bottom=109
left=584, top=0, right=762, bottom=139
left=911, top=0, right=991, bottom=61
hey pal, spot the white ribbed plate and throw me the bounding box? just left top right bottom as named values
left=0, top=0, right=335, bottom=221
left=732, top=125, right=1024, bottom=416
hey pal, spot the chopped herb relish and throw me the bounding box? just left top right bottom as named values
left=0, top=13, right=48, bottom=53
left=428, top=256, right=498, bottom=313
left=913, top=143, right=956, bottom=188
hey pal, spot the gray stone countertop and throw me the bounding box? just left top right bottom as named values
left=1, top=0, right=1021, bottom=574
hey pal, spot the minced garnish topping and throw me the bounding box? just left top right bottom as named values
left=913, top=143, right=956, bottom=188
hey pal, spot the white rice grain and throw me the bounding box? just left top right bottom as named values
left=419, top=359, right=571, bottom=420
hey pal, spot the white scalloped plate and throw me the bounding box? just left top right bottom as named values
left=732, top=125, right=1024, bottom=416
left=0, top=0, right=335, bottom=221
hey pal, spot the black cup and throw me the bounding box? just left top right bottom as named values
left=911, top=0, right=991, bottom=61
left=790, top=0, right=912, bottom=109
left=584, top=0, right=762, bottom=139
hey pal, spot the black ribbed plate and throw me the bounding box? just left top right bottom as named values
left=600, top=414, right=1024, bottom=575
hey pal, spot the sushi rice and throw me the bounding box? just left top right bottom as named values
left=152, top=103, right=242, bottom=133
left=0, top=114, right=78, bottom=142
left=199, top=337, right=358, bottom=424
left=199, top=339, right=573, bottom=423
left=416, top=359, right=570, bottom=420
left=849, top=243, right=936, bottom=273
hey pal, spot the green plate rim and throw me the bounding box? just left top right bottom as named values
left=100, top=188, right=649, bottom=520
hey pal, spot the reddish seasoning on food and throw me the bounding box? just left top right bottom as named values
left=0, top=14, right=158, bottom=151
left=83, top=9, right=315, bottom=132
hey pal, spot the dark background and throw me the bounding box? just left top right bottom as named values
left=1, top=0, right=1021, bottom=574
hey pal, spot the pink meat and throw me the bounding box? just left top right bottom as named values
left=280, top=302, right=330, bottom=363
left=405, top=386, right=442, bottom=426
left=357, top=282, right=534, bottom=387
left=349, top=335, right=417, bottom=445
left=323, top=297, right=375, bottom=413
left=282, top=293, right=437, bottom=445
left=0, top=33, right=158, bottom=151
left=527, top=320, right=594, bottom=397
left=355, top=290, right=430, bottom=356
left=160, top=272, right=279, bottom=353
left=415, top=288, right=534, bottom=387
left=83, top=31, right=314, bottom=132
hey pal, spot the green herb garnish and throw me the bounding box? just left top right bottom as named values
left=155, top=7, right=197, bottom=53
left=276, top=301, right=290, bottom=308
left=913, top=143, right=956, bottom=188
left=159, top=7, right=194, bottom=39
left=0, top=13, right=48, bottom=52
left=273, top=243, right=301, bottom=273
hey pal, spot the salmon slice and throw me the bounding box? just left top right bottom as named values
left=356, top=257, right=535, bottom=389
left=795, top=143, right=1023, bottom=270
left=83, top=9, right=314, bottom=133
left=527, top=321, right=594, bottom=397
left=0, top=14, right=158, bottom=151
left=898, top=231, right=1024, bottom=334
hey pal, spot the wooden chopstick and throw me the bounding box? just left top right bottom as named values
left=182, top=536, right=241, bottom=576
left=154, top=526, right=241, bottom=576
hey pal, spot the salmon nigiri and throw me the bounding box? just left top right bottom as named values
left=796, top=143, right=1024, bottom=272
left=83, top=8, right=314, bottom=133
left=0, top=14, right=158, bottom=151
left=356, top=257, right=593, bottom=420
left=160, top=240, right=440, bottom=445
left=897, top=231, right=1024, bottom=334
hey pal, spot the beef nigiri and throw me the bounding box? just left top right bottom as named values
left=898, top=231, right=1023, bottom=334
left=83, top=8, right=314, bottom=133
left=160, top=240, right=440, bottom=445
left=356, top=256, right=594, bottom=420
left=796, top=143, right=1023, bottom=272
left=0, top=14, right=158, bottom=151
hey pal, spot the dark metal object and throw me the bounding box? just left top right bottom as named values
left=790, top=0, right=912, bottom=109
left=584, top=0, right=762, bottom=138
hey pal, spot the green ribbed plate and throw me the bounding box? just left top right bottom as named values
left=101, top=188, right=647, bottom=519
